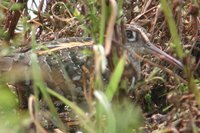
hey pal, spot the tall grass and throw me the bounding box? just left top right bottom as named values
left=160, top=0, right=200, bottom=105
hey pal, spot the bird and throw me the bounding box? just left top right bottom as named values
left=0, top=24, right=183, bottom=108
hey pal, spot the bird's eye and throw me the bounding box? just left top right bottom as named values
left=126, top=30, right=137, bottom=42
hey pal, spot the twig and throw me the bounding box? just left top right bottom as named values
left=133, top=6, right=157, bottom=22
left=28, top=95, right=48, bottom=133
left=51, top=2, right=75, bottom=22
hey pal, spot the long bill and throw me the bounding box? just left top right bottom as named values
left=146, top=42, right=184, bottom=70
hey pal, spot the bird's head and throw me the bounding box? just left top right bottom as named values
left=125, top=24, right=183, bottom=69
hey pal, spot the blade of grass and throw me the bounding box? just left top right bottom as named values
left=94, top=90, right=116, bottom=133
left=105, top=54, right=126, bottom=101
left=104, top=0, right=117, bottom=55
left=160, top=0, right=184, bottom=59
left=47, top=88, right=96, bottom=133
left=31, top=53, right=66, bottom=132
left=99, top=0, right=106, bottom=44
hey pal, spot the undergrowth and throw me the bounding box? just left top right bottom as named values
left=0, top=0, right=199, bottom=133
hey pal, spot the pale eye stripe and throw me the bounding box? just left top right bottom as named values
left=136, top=27, right=150, bottom=43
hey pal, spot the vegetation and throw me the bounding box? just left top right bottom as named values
left=0, top=0, right=199, bottom=133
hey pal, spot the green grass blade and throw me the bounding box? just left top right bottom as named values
left=94, top=90, right=116, bottom=133
left=105, top=54, right=125, bottom=101
left=47, top=88, right=96, bottom=133
left=160, top=0, right=184, bottom=59
left=31, top=53, right=66, bottom=132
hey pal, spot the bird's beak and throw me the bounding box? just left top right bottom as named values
left=146, top=42, right=183, bottom=69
